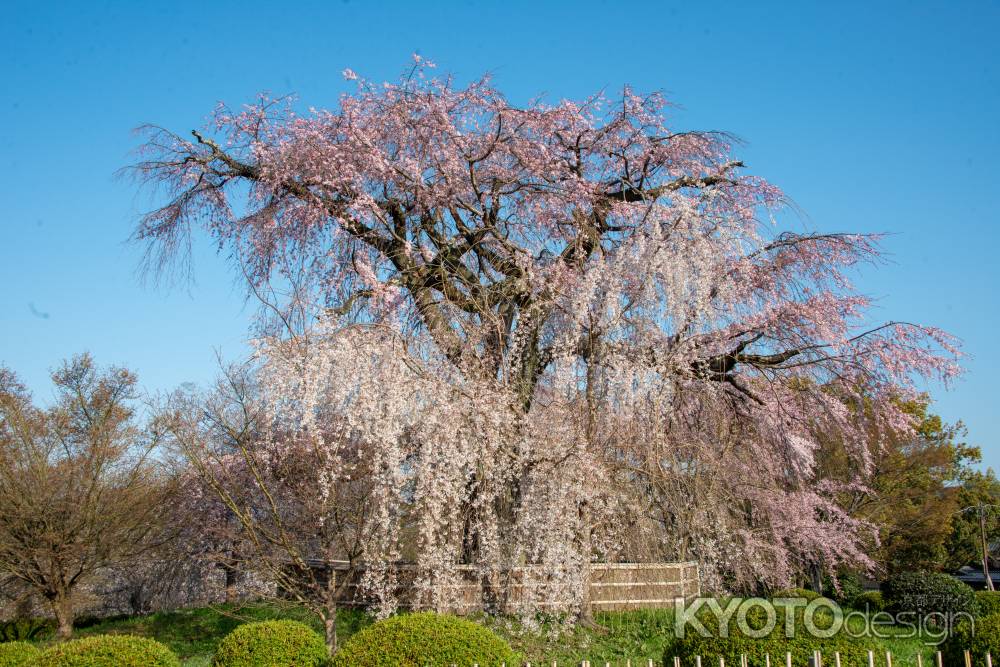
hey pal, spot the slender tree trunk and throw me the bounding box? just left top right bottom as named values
left=222, top=560, right=239, bottom=603
left=980, top=503, right=995, bottom=591
left=323, top=567, right=338, bottom=656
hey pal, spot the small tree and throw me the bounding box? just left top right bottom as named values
left=0, top=355, right=173, bottom=637
left=159, top=361, right=375, bottom=654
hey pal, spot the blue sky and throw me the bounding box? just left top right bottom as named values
left=1, top=1, right=998, bottom=467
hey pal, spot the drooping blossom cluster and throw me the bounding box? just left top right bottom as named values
left=131, top=58, right=961, bottom=612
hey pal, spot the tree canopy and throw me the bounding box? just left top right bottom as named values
left=129, top=58, right=962, bottom=613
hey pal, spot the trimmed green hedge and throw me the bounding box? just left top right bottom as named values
left=32, top=635, right=180, bottom=667
left=212, top=620, right=327, bottom=667
left=977, top=591, right=1000, bottom=617
left=883, top=572, right=976, bottom=617
left=944, top=612, right=1000, bottom=666
left=851, top=591, right=885, bottom=612
left=773, top=588, right=823, bottom=601
left=667, top=603, right=880, bottom=667
left=0, top=641, right=42, bottom=667
left=330, top=613, right=518, bottom=667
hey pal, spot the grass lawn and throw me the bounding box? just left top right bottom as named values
left=23, top=602, right=943, bottom=666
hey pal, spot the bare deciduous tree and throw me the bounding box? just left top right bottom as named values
left=0, top=355, right=173, bottom=637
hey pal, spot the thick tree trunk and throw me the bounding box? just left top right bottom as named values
left=51, top=594, right=74, bottom=639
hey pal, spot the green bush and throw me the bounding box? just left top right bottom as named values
left=837, top=573, right=866, bottom=607
left=773, top=587, right=823, bottom=601
left=33, top=634, right=179, bottom=666
left=882, top=572, right=976, bottom=617
left=944, top=612, right=1000, bottom=666
left=212, top=620, right=327, bottom=667
left=667, top=603, right=881, bottom=667
left=976, top=591, right=1000, bottom=617
left=0, top=641, right=42, bottom=667
left=330, top=612, right=518, bottom=667
left=851, top=591, right=885, bottom=612
left=0, top=618, right=55, bottom=642
left=824, top=572, right=865, bottom=607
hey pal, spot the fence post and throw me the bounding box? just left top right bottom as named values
left=766, top=654, right=771, bottom=667
left=835, top=652, right=841, bottom=667
left=988, top=652, right=994, bottom=667
left=867, top=650, right=874, bottom=667
left=936, top=651, right=944, bottom=667
left=918, top=654, right=923, bottom=667
left=786, top=652, right=792, bottom=667
left=886, top=651, right=892, bottom=667
left=966, top=650, right=973, bottom=667
left=696, top=656, right=702, bottom=667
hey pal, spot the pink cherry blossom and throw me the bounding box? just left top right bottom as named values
left=130, top=60, right=962, bottom=614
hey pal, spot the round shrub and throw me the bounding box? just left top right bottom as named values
left=330, top=612, right=518, bottom=667
left=213, top=620, right=327, bottom=667
left=944, top=612, right=1000, bottom=666
left=773, top=587, right=823, bottom=602
left=33, top=634, right=179, bottom=667
left=977, top=591, right=1000, bottom=617
left=0, top=641, right=42, bottom=667
left=851, top=591, right=885, bottom=612
left=667, top=602, right=881, bottom=667
left=883, top=572, right=976, bottom=617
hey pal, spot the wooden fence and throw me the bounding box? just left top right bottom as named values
left=409, top=650, right=990, bottom=666
left=302, top=560, right=699, bottom=613
left=655, top=649, right=981, bottom=667
left=589, top=562, right=699, bottom=611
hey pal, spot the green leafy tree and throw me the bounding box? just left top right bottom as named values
left=946, top=468, right=1000, bottom=572
left=817, top=396, right=976, bottom=575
